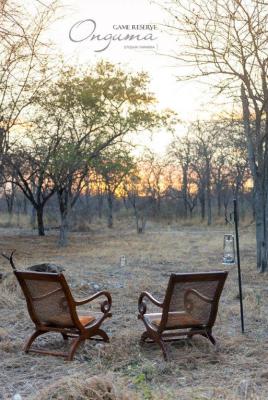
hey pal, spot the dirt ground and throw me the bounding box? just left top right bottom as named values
left=0, top=221, right=267, bottom=400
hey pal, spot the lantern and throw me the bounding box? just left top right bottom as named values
left=223, top=234, right=235, bottom=265
left=120, top=255, right=126, bottom=267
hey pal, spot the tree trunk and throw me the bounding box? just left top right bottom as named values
left=16, top=200, right=21, bottom=226
left=251, top=196, right=256, bottom=221
left=206, top=163, right=212, bottom=226
left=30, top=206, right=36, bottom=229
left=97, top=194, right=103, bottom=219
left=122, top=196, right=128, bottom=210
left=217, top=190, right=221, bottom=217
left=241, top=85, right=268, bottom=271
left=6, top=194, right=14, bottom=225
left=182, top=168, right=188, bottom=218
left=36, top=206, right=45, bottom=236
left=156, top=195, right=161, bottom=214
left=5, top=193, right=14, bottom=216
left=85, top=177, right=91, bottom=222
left=59, top=211, right=69, bottom=247
left=241, top=85, right=268, bottom=272
left=199, top=190, right=205, bottom=221
left=23, top=196, right=27, bottom=214
left=107, top=191, right=113, bottom=228
left=57, top=189, right=71, bottom=247
left=189, top=207, right=193, bottom=219
left=224, top=202, right=229, bottom=225
left=254, top=182, right=267, bottom=272
left=131, top=199, right=146, bottom=233
left=135, top=212, right=146, bottom=234
left=207, top=190, right=212, bottom=225
left=239, top=190, right=245, bottom=221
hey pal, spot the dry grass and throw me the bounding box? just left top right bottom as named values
left=0, top=221, right=267, bottom=399
left=29, top=374, right=137, bottom=400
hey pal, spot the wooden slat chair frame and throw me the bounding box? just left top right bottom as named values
left=138, top=271, right=228, bottom=360
left=14, top=270, right=112, bottom=361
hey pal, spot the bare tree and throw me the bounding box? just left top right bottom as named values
left=171, top=121, right=221, bottom=224
left=40, top=62, right=174, bottom=245
left=169, top=132, right=194, bottom=218
left=142, top=150, right=168, bottom=217
left=123, top=174, right=148, bottom=234
left=0, top=0, right=58, bottom=231
left=163, top=0, right=268, bottom=269
left=3, top=127, right=59, bottom=235
left=0, top=0, right=57, bottom=156
left=95, top=147, right=135, bottom=228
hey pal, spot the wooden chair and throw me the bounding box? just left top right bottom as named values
left=138, top=271, right=228, bottom=360
left=14, top=270, right=112, bottom=361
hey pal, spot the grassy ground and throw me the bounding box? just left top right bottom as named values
left=0, top=220, right=267, bottom=400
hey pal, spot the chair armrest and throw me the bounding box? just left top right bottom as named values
left=184, top=288, right=214, bottom=314
left=31, top=288, right=63, bottom=301
left=184, top=288, right=214, bottom=304
left=138, top=291, right=163, bottom=315
left=75, top=291, right=112, bottom=314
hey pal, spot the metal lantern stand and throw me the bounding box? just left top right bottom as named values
left=233, top=198, right=245, bottom=333
left=223, top=198, right=245, bottom=334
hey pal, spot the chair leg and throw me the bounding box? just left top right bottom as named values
left=95, top=329, right=109, bottom=343
left=156, top=337, right=169, bottom=361
left=187, top=330, right=194, bottom=340
left=140, top=331, right=149, bottom=345
left=201, top=330, right=216, bottom=345
left=67, top=337, right=84, bottom=361
left=61, top=333, right=68, bottom=341
left=206, top=330, right=216, bottom=345
left=24, top=330, right=46, bottom=353
left=139, top=331, right=169, bottom=360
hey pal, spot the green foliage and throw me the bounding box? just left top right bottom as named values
left=95, top=146, right=136, bottom=195
left=36, top=61, right=177, bottom=155
left=5, top=60, right=177, bottom=240
left=133, top=373, right=153, bottom=400
left=33, top=60, right=177, bottom=197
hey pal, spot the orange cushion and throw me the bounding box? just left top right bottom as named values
left=79, top=315, right=95, bottom=326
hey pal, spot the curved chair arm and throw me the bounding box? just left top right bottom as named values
left=184, top=288, right=214, bottom=314
left=138, top=291, right=163, bottom=315
left=184, top=288, right=214, bottom=304
left=75, top=291, right=112, bottom=314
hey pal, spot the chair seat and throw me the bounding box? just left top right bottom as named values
left=41, top=312, right=99, bottom=328
left=79, top=315, right=96, bottom=326
left=146, top=311, right=202, bottom=329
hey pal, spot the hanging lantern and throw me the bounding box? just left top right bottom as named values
left=120, top=255, right=126, bottom=267
left=223, top=234, right=235, bottom=264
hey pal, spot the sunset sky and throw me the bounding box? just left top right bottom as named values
left=36, top=0, right=223, bottom=152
